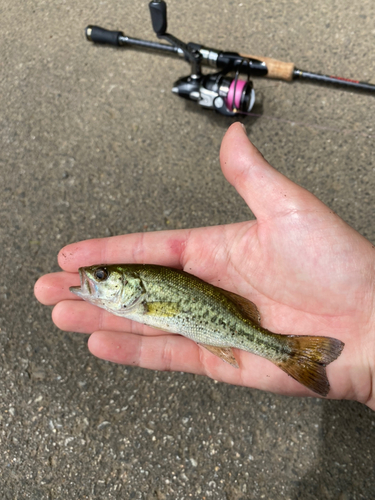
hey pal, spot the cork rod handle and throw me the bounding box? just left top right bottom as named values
left=240, top=53, right=295, bottom=81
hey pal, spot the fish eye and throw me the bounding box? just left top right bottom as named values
left=94, top=267, right=109, bottom=282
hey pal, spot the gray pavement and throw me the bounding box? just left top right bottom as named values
left=1, top=0, right=375, bottom=498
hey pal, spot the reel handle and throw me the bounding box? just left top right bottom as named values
left=149, top=1, right=202, bottom=76
left=240, top=53, right=295, bottom=81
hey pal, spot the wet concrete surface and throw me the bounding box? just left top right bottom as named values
left=1, top=0, right=375, bottom=498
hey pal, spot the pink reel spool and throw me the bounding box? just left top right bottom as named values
left=225, top=79, right=255, bottom=112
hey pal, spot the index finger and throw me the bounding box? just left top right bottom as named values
left=58, top=228, right=192, bottom=272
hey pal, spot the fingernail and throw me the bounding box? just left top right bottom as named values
left=240, top=122, right=247, bottom=134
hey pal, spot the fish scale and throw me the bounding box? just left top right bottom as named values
left=70, top=263, right=344, bottom=396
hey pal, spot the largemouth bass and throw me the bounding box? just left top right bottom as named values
left=70, top=264, right=344, bottom=396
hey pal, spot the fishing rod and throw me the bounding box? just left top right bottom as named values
left=85, top=0, right=375, bottom=117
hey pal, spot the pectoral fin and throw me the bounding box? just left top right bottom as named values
left=199, top=344, right=239, bottom=368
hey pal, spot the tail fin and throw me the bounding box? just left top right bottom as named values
left=274, top=335, right=344, bottom=396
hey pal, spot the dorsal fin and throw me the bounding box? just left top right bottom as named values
left=219, top=288, right=261, bottom=325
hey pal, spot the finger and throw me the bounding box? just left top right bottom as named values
left=52, top=300, right=167, bottom=336
left=56, top=223, right=256, bottom=287
left=88, top=330, right=208, bottom=375
left=58, top=229, right=192, bottom=272
left=220, top=123, right=328, bottom=221
left=38, top=225, right=236, bottom=304
left=34, top=272, right=80, bottom=305
left=87, top=330, right=317, bottom=397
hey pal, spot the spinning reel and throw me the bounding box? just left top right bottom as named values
left=170, top=58, right=256, bottom=116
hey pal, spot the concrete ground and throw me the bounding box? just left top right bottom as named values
left=1, top=0, right=375, bottom=498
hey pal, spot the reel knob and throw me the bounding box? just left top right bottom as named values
left=149, top=1, right=168, bottom=36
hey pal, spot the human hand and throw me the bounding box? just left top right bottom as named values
left=34, top=123, right=375, bottom=409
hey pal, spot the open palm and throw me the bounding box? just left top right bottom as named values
left=35, top=123, right=375, bottom=409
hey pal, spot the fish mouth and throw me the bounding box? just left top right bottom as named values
left=69, top=268, right=91, bottom=297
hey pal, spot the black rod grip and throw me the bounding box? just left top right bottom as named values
left=85, top=25, right=123, bottom=46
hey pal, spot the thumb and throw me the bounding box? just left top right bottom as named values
left=220, top=123, right=324, bottom=221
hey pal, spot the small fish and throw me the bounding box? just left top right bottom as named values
left=70, top=264, right=344, bottom=396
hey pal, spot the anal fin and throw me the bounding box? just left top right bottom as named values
left=199, top=344, right=239, bottom=368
